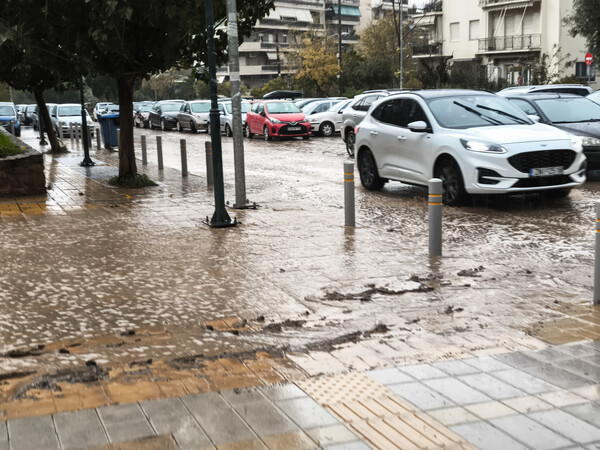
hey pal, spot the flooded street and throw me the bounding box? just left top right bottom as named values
left=1, top=126, right=598, bottom=375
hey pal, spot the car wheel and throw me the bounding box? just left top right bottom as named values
left=190, top=121, right=196, bottom=134
left=149, top=120, right=154, bottom=130
left=302, top=135, right=310, bottom=140
left=245, top=123, right=253, bottom=138
left=225, top=124, right=232, bottom=137
left=346, top=130, right=356, bottom=157
left=436, top=158, right=468, bottom=206
left=263, top=126, right=271, bottom=141
left=15, top=128, right=21, bottom=137
left=358, top=149, right=385, bottom=191
left=161, top=119, right=167, bottom=131
left=320, top=122, right=334, bottom=137
left=144, top=121, right=149, bottom=129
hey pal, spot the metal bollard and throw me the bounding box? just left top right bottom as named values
left=156, top=136, right=164, bottom=170
left=96, top=128, right=101, bottom=149
left=344, top=162, right=355, bottom=227
left=69, top=123, right=74, bottom=141
left=428, top=178, right=443, bottom=256
left=180, top=139, right=188, bottom=177
left=58, top=121, right=64, bottom=139
left=205, top=141, right=214, bottom=184
left=594, top=203, right=600, bottom=305
left=75, top=124, right=81, bottom=143
left=141, top=135, right=147, bottom=165
left=117, top=129, right=120, bottom=147
left=87, top=126, right=92, bottom=148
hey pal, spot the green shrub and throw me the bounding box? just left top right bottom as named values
left=0, top=133, right=24, bottom=158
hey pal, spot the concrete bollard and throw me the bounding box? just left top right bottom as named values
left=180, top=139, right=188, bottom=177
left=428, top=178, right=443, bottom=256
left=96, top=128, right=101, bottom=149
left=594, top=203, right=600, bottom=305
left=156, top=136, right=164, bottom=170
left=205, top=141, right=214, bottom=185
left=344, top=162, right=355, bottom=227
left=58, top=121, right=64, bottom=139
left=141, top=135, right=147, bottom=165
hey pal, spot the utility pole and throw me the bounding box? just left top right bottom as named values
left=400, top=0, right=404, bottom=89
left=226, top=0, right=250, bottom=209
left=338, top=0, right=342, bottom=96
left=205, top=0, right=236, bottom=228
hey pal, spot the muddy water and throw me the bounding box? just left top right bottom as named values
left=0, top=127, right=597, bottom=373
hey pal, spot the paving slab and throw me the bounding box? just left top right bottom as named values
left=458, top=372, right=526, bottom=400
left=397, top=363, right=447, bottom=380
left=494, top=351, right=546, bottom=368
left=565, top=403, right=600, bottom=428
left=54, top=409, right=109, bottom=449
left=490, top=414, right=574, bottom=449
left=488, top=368, right=560, bottom=394
left=97, top=403, right=156, bottom=443
left=323, top=441, right=371, bottom=450
left=553, top=358, right=600, bottom=382
left=528, top=409, right=600, bottom=445
left=7, top=415, right=60, bottom=450
left=451, top=421, right=529, bottom=450
left=274, top=397, right=339, bottom=429
left=181, top=392, right=256, bottom=445
left=462, top=356, right=513, bottom=372
left=366, top=367, right=414, bottom=385
left=387, top=381, right=456, bottom=410
left=258, top=383, right=309, bottom=401
left=520, top=362, right=594, bottom=389
left=423, top=377, right=492, bottom=405
left=305, top=424, right=358, bottom=447
left=431, top=359, right=481, bottom=376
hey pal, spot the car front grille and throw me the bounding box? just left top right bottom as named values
left=513, top=175, right=573, bottom=188
left=508, top=150, right=576, bottom=173
left=279, top=124, right=309, bottom=135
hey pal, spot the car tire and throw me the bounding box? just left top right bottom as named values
left=357, top=149, right=385, bottom=191
left=346, top=130, right=356, bottom=157
left=436, top=158, right=468, bottom=206
left=320, top=122, right=334, bottom=137
left=190, top=121, right=196, bottom=134
left=302, top=135, right=310, bottom=140
left=244, top=123, right=253, bottom=138
left=225, top=124, right=232, bottom=137
left=161, top=119, right=167, bottom=131
left=15, top=128, right=20, bottom=137
left=149, top=121, right=154, bottom=130
left=263, top=126, right=271, bottom=141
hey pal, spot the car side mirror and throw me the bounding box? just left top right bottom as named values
left=260, top=111, right=266, bottom=117
left=407, top=120, right=429, bottom=132
left=528, top=114, right=540, bottom=123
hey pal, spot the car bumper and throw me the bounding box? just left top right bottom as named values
left=268, top=123, right=311, bottom=137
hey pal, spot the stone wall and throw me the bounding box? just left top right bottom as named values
left=0, top=128, right=46, bottom=196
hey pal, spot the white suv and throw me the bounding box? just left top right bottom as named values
left=354, top=90, right=587, bottom=205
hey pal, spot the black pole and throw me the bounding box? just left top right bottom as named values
left=338, top=0, right=342, bottom=96
left=80, top=76, right=94, bottom=166
left=39, top=113, right=47, bottom=146
left=205, top=0, right=236, bottom=228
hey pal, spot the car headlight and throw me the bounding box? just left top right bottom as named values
left=460, top=139, right=507, bottom=154
left=269, top=117, right=283, bottom=124
left=579, top=136, right=600, bottom=147
left=572, top=136, right=583, bottom=150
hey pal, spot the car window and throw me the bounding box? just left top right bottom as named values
left=373, top=99, right=428, bottom=128
left=191, top=103, right=210, bottom=113
left=58, top=106, right=80, bottom=117
left=508, top=99, right=538, bottom=116
left=251, top=102, right=260, bottom=113
left=265, top=102, right=301, bottom=114
left=533, top=97, right=600, bottom=123
left=355, top=95, right=378, bottom=112
left=257, top=103, right=265, bottom=114
left=0, top=106, right=15, bottom=115
left=162, top=103, right=182, bottom=112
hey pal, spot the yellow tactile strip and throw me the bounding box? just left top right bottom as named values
left=298, top=373, right=475, bottom=450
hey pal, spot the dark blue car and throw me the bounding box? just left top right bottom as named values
left=0, top=103, right=20, bottom=137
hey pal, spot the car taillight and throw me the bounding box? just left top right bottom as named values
left=354, top=125, right=360, bottom=135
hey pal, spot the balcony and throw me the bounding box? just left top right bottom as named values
left=479, top=0, right=539, bottom=7
left=412, top=43, right=443, bottom=57
left=478, top=34, right=541, bottom=53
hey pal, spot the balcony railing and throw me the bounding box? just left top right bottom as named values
left=479, top=0, right=539, bottom=6
left=412, top=43, right=442, bottom=56
left=478, top=34, right=541, bottom=52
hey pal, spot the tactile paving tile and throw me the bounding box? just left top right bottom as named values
left=297, top=373, right=476, bottom=450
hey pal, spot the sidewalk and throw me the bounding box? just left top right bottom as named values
left=0, top=131, right=599, bottom=449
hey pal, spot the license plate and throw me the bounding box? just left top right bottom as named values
left=287, top=126, right=301, bottom=131
left=530, top=166, right=563, bottom=177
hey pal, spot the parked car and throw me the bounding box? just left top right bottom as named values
left=176, top=100, right=211, bottom=133
left=49, top=103, right=94, bottom=138
left=505, top=93, right=600, bottom=170
left=262, top=90, right=302, bottom=100
left=305, top=99, right=351, bottom=136
left=295, top=98, right=323, bottom=110
left=354, top=90, right=586, bottom=206
left=217, top=99, right=251, bottom=136
left=22, top=104, right=37, bottom=126
left=244, top=100, right=311, bottom=140
left=588, top=90, right=600, bottom=105
left=149, top=100, right=185, bottom=131
left=93, top=102, right=115, bottom=121
left=0, top=102, right=20, bottom=137
left=342, top=92, right=393, bottom=156
left=498, top=84, right=593, bottom=97
left=33, top=103, right=57, bottom=131
left=134, top=103, right=154, bottom=128
left=15, top=104, right=27, bottom=124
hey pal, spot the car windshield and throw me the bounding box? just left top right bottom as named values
left=191, top=103, right=211, bottom=113
left=224, top=102, right=251, bottom=114
left=58, top=106, right=81, bottom=116
left=588, top=91, right=600, bottom=105
left=427, top=95, right=531, bottom=129
left=266, top=102, right=301, bottom=114
left=534, top=97, right=600, bottom=123
left=138, top=104, right=153, bottom=112
left=0, top=106, right=15, bottom=116
left=330, top=99, right=351, bottom=112
left=159, top=103, right=180, bottom=112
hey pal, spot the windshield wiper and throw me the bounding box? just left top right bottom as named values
left=554, top=119, right=600, bottom=124
left=476, top=104, right=529, bottom=124
left=453, top=101, right=502, bottom=126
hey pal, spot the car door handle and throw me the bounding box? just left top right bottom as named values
left=370, top=131, right=378, bottom=136
left=397, top=136, right=406, bottom=141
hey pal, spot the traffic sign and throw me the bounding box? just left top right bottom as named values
left=586, top=53, right=593, bottom=66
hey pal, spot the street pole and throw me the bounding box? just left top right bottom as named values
left=400, top=0, right=404, bottom=89
left=227, top=0, right=251, bottom=209
left=338, top=0, right=343, bottom=96
left=205, top=0, right=236, bottom=228
left=79, top=76, right=94, bottom=167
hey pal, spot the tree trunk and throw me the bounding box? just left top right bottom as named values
left=116, top=75, right=137, bottom=179
left=33, top=88, right=61, bottom=153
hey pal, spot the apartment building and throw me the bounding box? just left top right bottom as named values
left=411, top=0, right=596, bottom=88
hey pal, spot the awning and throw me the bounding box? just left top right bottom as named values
left=331, top=5, right=362, bottom=17
left=266, top=6, right=314, bottom=23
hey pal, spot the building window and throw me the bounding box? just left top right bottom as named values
left=450, top=22, right=460, bottom=42
left=282, top=34, right=287, bottom=44
left=469, top=20, right=479, bottom=41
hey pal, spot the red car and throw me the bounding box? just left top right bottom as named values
left=244, top=100, right=311, bottom=141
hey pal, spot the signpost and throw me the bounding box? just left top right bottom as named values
left=586, top=52, right=593, bottom=86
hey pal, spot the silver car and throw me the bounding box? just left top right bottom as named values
left=50, top=103, right=94, bottom=138
left=217, top=100, right=251, bottom=136
left=305, top=99, right=350, bottom=136
left=177, top=100, right=211, bottom=133
left=342, top=92, right=391, bottom=156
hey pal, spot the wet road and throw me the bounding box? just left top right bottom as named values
left=1, top=126, right=598, bottom=374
